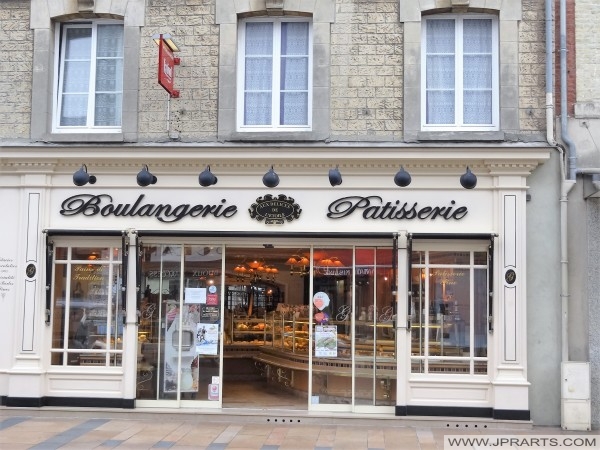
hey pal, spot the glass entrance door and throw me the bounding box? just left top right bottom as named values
left=310, top=246, right=397, bottom=411
left=353, top=247, right=396, bottom=408
left=136, top=244, right=223, bottom=406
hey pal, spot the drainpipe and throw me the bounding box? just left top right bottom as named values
left=556, top=0, right=591, bottom=431
left=546, top=0, right=555, bottom=147
left=556, top=0, right=577, bottom=366
left=548, top=0, right=576, bottom=381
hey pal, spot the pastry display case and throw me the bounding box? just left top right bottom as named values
left=228, top=314, right=270, bottom=345
left=269, top=312, right=309, bottom=354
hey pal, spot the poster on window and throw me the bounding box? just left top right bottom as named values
left=163, top=315, right=198, bottom=393
left=184, top=287, right=206, bottom=304
left=315, top=325, right=337, bottom=357
left=196, top=322, right=219, bottom=355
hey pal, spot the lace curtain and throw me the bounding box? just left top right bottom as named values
left=462, top=19, right=492, bottom=124
left=61, top=28, right=92, bottom=126
left=95, top=25, right=123, bottom=126
left=60, top=24, right=123, bottom=127
left=244, top=21, right=309, bottom=126
left=425, top=18, right=492, bottom=126
left=280, top=22, right=308, bottom=126
left=244, top=22, right=273, bottom=125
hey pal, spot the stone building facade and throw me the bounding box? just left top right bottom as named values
left=0, top=0, right=575, bottom=427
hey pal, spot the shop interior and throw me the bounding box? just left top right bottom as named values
left=135, top=243, right=397, bottom=409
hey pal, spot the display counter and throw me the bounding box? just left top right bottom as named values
left=223, top=311, right=397, bottom=402
left=225, top=311, right=395, bottom=357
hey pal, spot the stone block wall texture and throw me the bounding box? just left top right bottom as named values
left=519, top=0, right=547, bottom=133
left=0, top=0, right=550, bottom=142
left=329, top=0, right=403, bottom=139
left=576, top=0, right=600, bottom=102
left=0, top=1, right=32, bottom=140
left=139, top=0, right=218, bottom=141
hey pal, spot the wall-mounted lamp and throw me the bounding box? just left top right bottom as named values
left=394, top=166, right=412, bottom=187
left=199, top=165, right=218, bottom=187
left=152, top=33, right=180, bottom=52
left=137, top=165, right=158, bottom=187
left=263, top=166, right=280, bottom=188
left=460, top=166, right=477, bottom=189
left=72, top=164, right=96, bottom=186
left=328, top=166, right=342, bottom=186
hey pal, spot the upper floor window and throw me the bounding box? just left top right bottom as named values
left=237, top=18, right=312, bottom=131
left=421, top=15, right=498, bottom=131
left=54, top=21, right=124, bottom=132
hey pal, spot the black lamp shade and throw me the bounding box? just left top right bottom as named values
left=137, top=165, right=157, bottom=187
left=73, top=165, right=96, bottom=186
left=394, top=166, right=411, bottom=187
left=328, top=167, right=342, bottom=186
left=199, top=165, right=218, bottom=187
left=262, top=166, right=280, bottom=188
left=460, top=167, right=477, bottom=189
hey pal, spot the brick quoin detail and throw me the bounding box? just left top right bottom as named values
left=554, top=0, right=576, bottom=116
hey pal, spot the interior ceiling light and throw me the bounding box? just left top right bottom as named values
left=286, top=254, right=310, bottom=266
left=317, top=256, right=344, bottom=267
left=234, top=259, right=277, bottom=282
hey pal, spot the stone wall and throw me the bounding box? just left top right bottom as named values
left=519, top=0, right=547, bottom=134
left=330, top=0, right=402, bottom=140
left=0, top=0, right=550, bottom=143
left=0, top=1, right=32, bottom=140
left=576, top=0, right=600, bottom=104
left=139, top=0, right=218, bottom=141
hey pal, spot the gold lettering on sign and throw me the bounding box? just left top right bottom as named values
left=73, top=265, right=104, bottom=283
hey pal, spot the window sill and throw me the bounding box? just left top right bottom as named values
left=417, top=131, right=505, bottom=142
left=44, top=133, right=125, bottom=143
left=226, top=130, right=324, bottom=142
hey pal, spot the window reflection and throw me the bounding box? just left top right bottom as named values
left=410, top=248, right=488, bottom=374
left=51, top=246, right=123, bottom=366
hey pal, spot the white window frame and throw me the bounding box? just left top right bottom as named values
left=50, top=241, right=124, bottom=367
left=236, top=18, right=313, bottom=132
left=52, top=20, right=124, bottom=134
left=421, top=14, right=499, bottom=132
left=410, top=242, right=489, bottom=376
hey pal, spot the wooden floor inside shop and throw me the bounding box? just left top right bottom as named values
left=222, top=379, right=307, bottom=410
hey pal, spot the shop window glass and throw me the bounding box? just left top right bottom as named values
left=137, top=244, right=224, bottom=401
left=353, top=247, right=396, bottom=406
left=50, top=245, right=123, bottom=366
left=311, top=247, right=353, bottom=405
left=55, top=22, right=124, bottom=131
left=410, top=248, right=488, bottom=374
left=311, top=247, right=396, bottom=407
